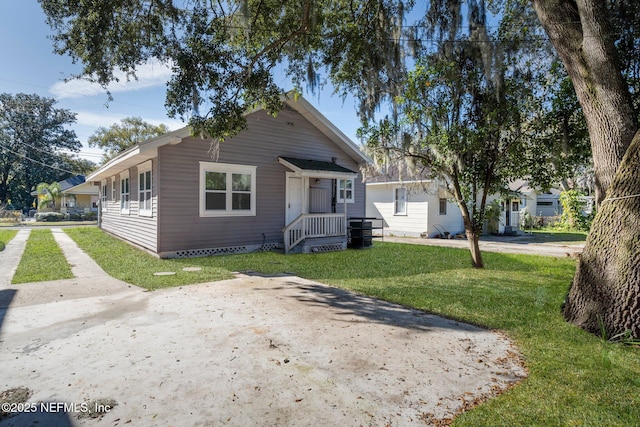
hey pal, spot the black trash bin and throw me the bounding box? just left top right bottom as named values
left=350, top=220, right=372, bottom=248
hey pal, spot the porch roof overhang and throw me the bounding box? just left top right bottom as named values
left=278, top=157, right=358, bottom=179
left=62, top=181, right=99, bottom=195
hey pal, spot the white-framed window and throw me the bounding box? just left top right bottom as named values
left=394, top=187, right=407, bottom=215
left=336, top=178, right=355, bottom=203
left=101, top=180, right=107, bottom=212
left=111, top=178, right=117, bottom=201
left=199, top=162, right=256, bottom=217
left=138, top=161, right=152, bottom=217
left=439, top=198, right=447, bottom=215
left=120, top=170, right=130, bottom=214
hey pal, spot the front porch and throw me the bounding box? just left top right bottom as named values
left=283, top=213, right=347, bottom=253
left=278, top=157, right=357, bottom=253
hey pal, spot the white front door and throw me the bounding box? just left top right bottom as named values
left=286, top=175, right=304, bottom=224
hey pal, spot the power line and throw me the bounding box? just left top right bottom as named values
left=0, top=142, right=76, bottom=174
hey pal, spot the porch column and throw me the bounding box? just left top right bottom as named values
left=342, top=179, right=347, bottom=235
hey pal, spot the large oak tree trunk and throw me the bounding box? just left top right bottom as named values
left=465, top=228, right=483, bottom=269
left=563, top=131, right=640, bottom=337
left=532, top=0, right=640, bottom=338
left=532, top=0, right=636, bottom=204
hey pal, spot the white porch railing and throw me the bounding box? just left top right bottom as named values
left=283, top=213, right=347, bottom=253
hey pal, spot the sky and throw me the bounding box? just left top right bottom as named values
left=0, top=1, right=365, bottom=165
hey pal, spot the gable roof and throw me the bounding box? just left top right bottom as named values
left=62, top=180, right=99, bottom=195
left=60, top=175, right=86, bottom=190
left=87, top=95, right=370, bottom=182
left=31, top=175, right=87, bottom=196
left=364, top=161, right=433, bottom=185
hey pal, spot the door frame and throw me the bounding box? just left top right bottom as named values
left=285, top=172, right=307, bottom=224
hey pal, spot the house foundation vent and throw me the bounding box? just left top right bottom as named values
left=257, top=243, right=279, bottom=252
left=173, top=246, right=248, bottom=258
left=303, top=242, right=347, bottom=253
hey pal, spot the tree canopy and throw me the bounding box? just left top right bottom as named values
left=38, top=0, right=406, bottom=138
left=0, top=93, right=83, bottom=210
left=88, top=117, right=169, bottom=163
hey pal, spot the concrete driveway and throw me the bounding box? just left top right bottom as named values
left=383, top=235, right=584, bottom=258
left=0, top=229, right=526, bottom=426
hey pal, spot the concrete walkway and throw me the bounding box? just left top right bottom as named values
left=0, top=229, right=30, bottom=286
left=0, top=229, right=136, bottom=309
left=0, top=228, right=528, bottom=426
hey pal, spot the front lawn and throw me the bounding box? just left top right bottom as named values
left=65, top=227, right=640, bottom=426
left=0, top=229, right=17, bottom=250
left=64, top=227, right=233, bottom=288
left=12, top=229, right=73, bottom=283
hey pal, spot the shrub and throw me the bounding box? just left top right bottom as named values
left=484, top=200, right=502, bottom=234
left=83, top=212, right=97, bottom=221
left=0, top=205, right=22, bottom=222
left=519, top=209, right=536, bottom=229
left=559, top=190, right=591, bottom=231
left=35, top=212, right=66, bottom=222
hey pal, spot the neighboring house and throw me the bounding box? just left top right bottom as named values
left=60, top=178, right=99, bottom=214
left=31, top=175, right=98, bottom=213
left=366, top=173, right=464, bottom=238
left=509, top=180, right=562, bottom=218
left=85, top=96, right=371, bottom=258
left=366, top=171, right=527, bottom=237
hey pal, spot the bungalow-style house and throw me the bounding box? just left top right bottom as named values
left=509, top=180, right=562, bottom=218
left=31, top=175, right=98, bottom=214
left=60, top=179, right=99, bottom=214
left=85, top=96, right=371, bottom=257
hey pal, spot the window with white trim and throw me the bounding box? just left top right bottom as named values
left=138, top=161, right=152, bottom=216
left=120, top=171, right=130, bottom=213
left=336, top=178, right=355, bottom=203
left=394, top=187, right=407, bottom=215
left=200, top=162, right=256, bottom=217
left=101, top=180, right=107, bottom=212
left=111, top=178, right=117, bottom=201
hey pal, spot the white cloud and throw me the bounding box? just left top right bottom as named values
left=76, top=111, right=128, bottom=128
left=75, top=111, right=185, bottom=131
left=50, top=60, right=173, bottom=99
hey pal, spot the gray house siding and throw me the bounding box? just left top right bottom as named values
left=100, top=160, right=158, bottom=252
left=156, top=107, right=365, bottom=256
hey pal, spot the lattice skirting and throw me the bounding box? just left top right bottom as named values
left=165, top=242, right=281, bottom=259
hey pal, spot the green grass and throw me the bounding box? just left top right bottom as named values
left=65, top=227, right=640, bottom=426
left=0, top=229, right=18, bottom=243
left=64, top=227, right=234, bottom=289
left=12, top=229, right=73, bottom=283
left=0, top=229, right=18, bottom=251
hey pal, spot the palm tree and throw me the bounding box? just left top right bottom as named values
left=36, top=182, right=62, bottom=211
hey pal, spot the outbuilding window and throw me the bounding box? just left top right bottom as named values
left=439, top=198, right=447, bottom=215
left=394, top=187, right=407, bottom=215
